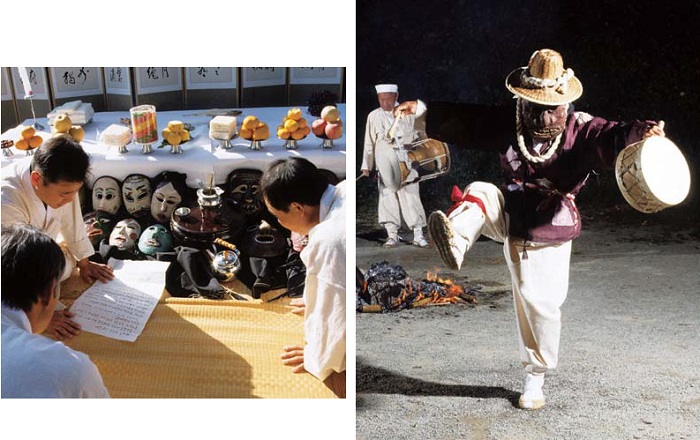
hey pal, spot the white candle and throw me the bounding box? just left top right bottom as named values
left=17, top=67, right=34, bottom=98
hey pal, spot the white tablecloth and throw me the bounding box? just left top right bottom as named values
left=1, top=105, right=346, bottom=188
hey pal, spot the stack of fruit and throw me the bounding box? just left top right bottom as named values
left=14, top=125, right=43, bottom=155
left=239, top=115, right=270, bottom=150
left=311, top=106, right=343, bottom=148
left=276, top=108, right=311, bottom=149
left=160, top=120, right=191, bottom=154
left=52, top=114, right=85, bottom=142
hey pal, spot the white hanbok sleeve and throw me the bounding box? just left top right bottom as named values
left=0, top=184, right=32, bottom=225
left=300, top=222, right=346, bottom=381
left=58, top=194, right=94, bottom=261
left=302, top=272, right=347, bottom=381
left=361, top=112, right=377, bottom=171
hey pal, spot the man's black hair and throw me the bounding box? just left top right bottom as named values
left=260, top=157, right=329, bottom=211
left=31, top=134, right=91, bottom=184
left=1, top=223, right=66, bottom=312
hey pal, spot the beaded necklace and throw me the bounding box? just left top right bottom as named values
left=515, top=98, right=563, bottom=164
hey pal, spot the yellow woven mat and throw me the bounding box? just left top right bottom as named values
left=60, top=273, right=335, bottom=398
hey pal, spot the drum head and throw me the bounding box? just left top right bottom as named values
left=638, top=137, right=690, bottom=205
left=375, top=139, right=402, bottom=192
left=615, top=136, right=691, bottom=213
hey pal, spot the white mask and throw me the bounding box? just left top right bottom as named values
left=92, top=176, right=122, bottom=215
left=151, top=182, right=183, bottom=223
left=122, top=175, right=152, bottom=216
left=108, top=218, right=141, bottom=250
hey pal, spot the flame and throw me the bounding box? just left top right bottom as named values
left=396, top=271, right=465, bottom=308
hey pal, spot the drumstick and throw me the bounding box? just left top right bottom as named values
left=658, top=120, right=665, bottom=130
left=356, top=174, right=366, bottom=181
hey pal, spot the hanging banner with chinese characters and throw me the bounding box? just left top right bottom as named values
left=105, top=67, right=132, bottom=96
left=186, top=67, right=237, bottom=90
left=135, top=67, right=183, bottom=94
left=50, top=67, right=104, bottom=99
left=11, top=67, right=49, bottom=100
left=289, top=67, right=342, bottom=85
left=242, top=67, right=286, bottom=88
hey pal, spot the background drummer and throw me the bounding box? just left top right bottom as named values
left=361, top=83, right=429, bottom=248
left=395, top=49, right=664, bottom=410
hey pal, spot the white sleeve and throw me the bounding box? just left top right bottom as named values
left=77, top=355, right=110, bottom=398
left=59, top=194, right=94, bottom=262
left=413, top=99, right=428, bottom=132
left=361, top=113, right=376, bottom=171
left=416, top=99, right=428, bottom=117
left=0, top=185, right=32, bottom=225
left=300, top=229, right=347, bottom=381
left=303, top=273, right=347, bottom=381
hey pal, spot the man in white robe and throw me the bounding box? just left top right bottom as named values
left=1, top=223, right=109, bottom=398
left=261, top=157, right=346, bottom=398
left=1, top=135, right=114, bottom=339
left=361, top=84, right=428, bottom=247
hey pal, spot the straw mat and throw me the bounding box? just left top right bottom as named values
left=59, top=272, right=337, bottom=398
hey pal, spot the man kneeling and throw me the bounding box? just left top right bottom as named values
left=1, top=223, right=109, bottom=398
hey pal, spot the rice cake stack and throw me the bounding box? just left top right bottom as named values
left=209, top=116, right=237, bottom=140
left=101, top=124, right=131, bottom=147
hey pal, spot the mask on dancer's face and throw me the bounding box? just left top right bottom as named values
left=109, top=218, right=141, bottom=250
left=138, top=224, right=173, bottom=255
left=92, top=176, right=122, bottom=215
left=521, top=100, right=568, bottom=140
left=151, top=181, right=183, bottom=223
left=122, top=175, right=152, bottom=217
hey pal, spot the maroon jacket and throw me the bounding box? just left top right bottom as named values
left=426, top=102, right=656, bottom=243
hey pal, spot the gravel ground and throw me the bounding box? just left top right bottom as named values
left=355, top=215, right=700, bottom=440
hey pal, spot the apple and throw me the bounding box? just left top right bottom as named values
left=311, top=119, right=327, bottom=137
left=324, top=120, right=343, bottom=140
left=321, top=106, right=340, bottom=123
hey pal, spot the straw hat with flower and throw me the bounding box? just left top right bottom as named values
left=505, top=49, right=583, bottom=106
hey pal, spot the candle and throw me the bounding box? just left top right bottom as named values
left=17, top=67, right=34, bottom=98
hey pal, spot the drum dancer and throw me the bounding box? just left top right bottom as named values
left=396, top=49, right=664, bottom=409
left=362, top=84, right=429, bottom=248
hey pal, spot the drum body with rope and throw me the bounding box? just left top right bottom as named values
left=374, top=131, right=450, bottom=192
left=615, top=136, right=691, bottom=213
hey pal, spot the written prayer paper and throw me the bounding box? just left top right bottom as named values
left=70, top=258, right=169, bottom=342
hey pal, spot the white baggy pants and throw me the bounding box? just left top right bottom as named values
left=378, top=180, right=427, bottom=233
left=447, top=181, right=571, bottom=374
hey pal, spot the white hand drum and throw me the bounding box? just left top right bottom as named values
left=615, top=135, right=691, bottom=213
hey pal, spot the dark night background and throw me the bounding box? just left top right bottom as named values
left=356, top=0, right=700, bottom=227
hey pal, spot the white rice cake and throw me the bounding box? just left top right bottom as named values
left=100, top=124, right=131, bottom=146
left=209, top=115, right=237, bottom=140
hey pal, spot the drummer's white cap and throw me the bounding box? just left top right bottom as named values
left=375, top=84, right=398, bottom=94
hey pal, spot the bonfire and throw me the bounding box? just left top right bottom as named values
left=356, top=261, right=478, bottom=313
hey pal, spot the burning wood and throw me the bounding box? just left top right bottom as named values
left=356, top=261, right=478, bottom=313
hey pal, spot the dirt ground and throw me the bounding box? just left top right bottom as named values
left=355, top=205, right=700, bottom=440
